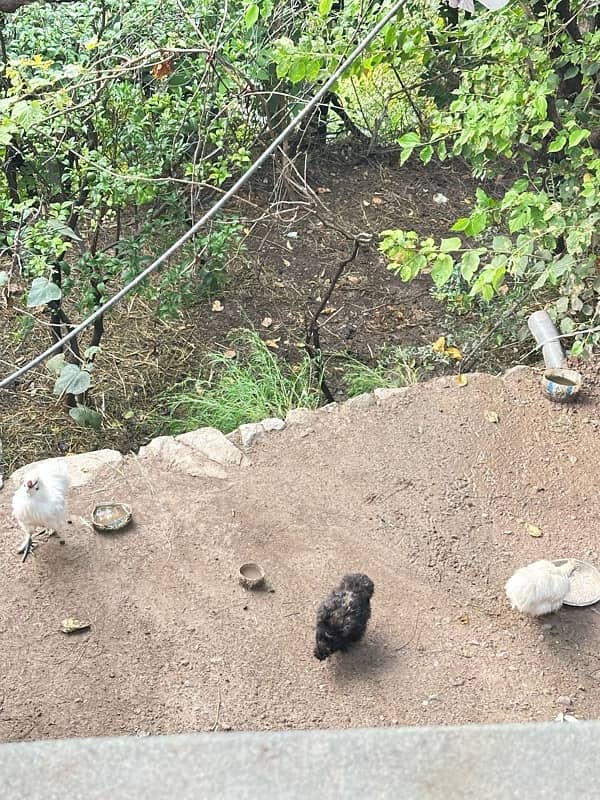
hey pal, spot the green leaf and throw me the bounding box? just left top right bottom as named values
left=439, top=237, right=461, bottom=253
left=27, top=277, right=62, bottom=307
left=419, top=145, right=433, bottom=164
left=46, top=218, right=82, bottom=241
left=288, top=57, right=307, bottom=84
left=244, top=3, right=259, bottom=28
left=548, top=134, right=566, bottom=153
left=534, top=95, right=547, bottom=118
left=461, top=251, right=480, bottom=282
left=398, top=132, right=421, bottom=148
left=46, top=353, right=66, bottom=376
left=318, top=0, right=333, bottom=14
left=69, top=405, right=102, bottom=429
left=568, top=128, right=590, bottom=148
left=430, top=253, right=454, bottom=287
left=53, top=364, right=91, bottom=397
left=451, top=218, right=470, bottom=232
left=492, top=236, right=512, bottom=253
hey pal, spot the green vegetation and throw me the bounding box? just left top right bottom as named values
left=157, top=330, right=321, bottom=435
left=343, top=348, right=419, bottom=396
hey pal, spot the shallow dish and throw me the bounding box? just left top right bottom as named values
left=92, top=503, right=133, bottom=532
left=554, top=558, right=600, bottom=607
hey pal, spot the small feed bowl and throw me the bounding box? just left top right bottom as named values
left=553, top=559, right=600, bottom=607
left=239, top=562, right=265, bottom=590
left=92, top=503, right=133, bottom=532
left=541, top=368, right=582, bottom=403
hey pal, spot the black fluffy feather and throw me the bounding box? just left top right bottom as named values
left=314, top=573, right=374, bottom=660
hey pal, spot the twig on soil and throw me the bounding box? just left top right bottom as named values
left=211, top=686, right=222, bottom=732
left=305, top=238, right=366, bottom=403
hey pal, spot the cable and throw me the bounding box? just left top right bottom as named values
left=0, top=0, right=406, bottom=391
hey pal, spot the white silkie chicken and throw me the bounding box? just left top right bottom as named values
left=505, top=559, right=577, bottom=617
left=12, top=463, right=70, bottom=561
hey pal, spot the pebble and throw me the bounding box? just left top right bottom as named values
left=557, top=695, right=572, bottom=706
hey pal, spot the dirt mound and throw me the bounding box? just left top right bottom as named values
left=1, top=367, right=599, bottom=742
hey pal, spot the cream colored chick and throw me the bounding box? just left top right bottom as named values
left=505, top=559, right=577, bottom=617
left=12, top=463, right=70, bottom=561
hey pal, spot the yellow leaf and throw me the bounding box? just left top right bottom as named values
left=445, top=346, right=463, bottom=361
left=455, top=374, right=468, bottom=387
left=525, top=523, right=543, bottom=538
left=265, top=338, right=280, bottom=349
left=211, top=300, right=224, bottom=312
left=432, top=336, right=446, bottom=354
left=261, top=316, right=273, bottom=328
left=484, top=410, right=499, bottom=423
left=84, top=37, right=99, bottom=50
left=322, top=306, right=336, bottom=315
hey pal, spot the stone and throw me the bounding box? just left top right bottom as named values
left=10, top=449, right=124, bottom=489
left=260, top=417, right=285, bottom=433
left=285, top=408, right=315, bottom=426
left=239, top=423, right=264, bottom=448
left=373, top=387, right=409, bottom=403
left=176, top=428, right=247, bottom=466
left=344, top=393, right=375, bottom=409
left=138, top=437, right=227, bottom=480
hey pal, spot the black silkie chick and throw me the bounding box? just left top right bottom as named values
left=314, top=573, right=374, bottom=661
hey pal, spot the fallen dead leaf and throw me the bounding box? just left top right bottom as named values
left=265, top=338, right=280, bottom=349
left=211, top=300, right=224, bottom=312
left=224, top=349, right=237, bottom=359
left=371, top=196, right=384, bottom=205
left=316, top=187, right=331, bottom=194
left=60, top=618, right=91, bottom=634
left=433, top=336, right=446, bottom=354
left=445, top=346, right=463, bottom=361
left=261, top=317, right=273, bottom=328
left=484, top=410, right=499, bottom=423
left=455, top=374, right=468, bottom=387
left=322, top=306, right=336, bottom=315
left=346, top=275, right=361, bottom=285
left=525, top=523, right=543, bottom=538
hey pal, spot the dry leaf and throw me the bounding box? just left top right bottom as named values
left=322, top=306, right=336, bottom=315
left=445, top=346, right=463, bottom=361
left=265, top=338, right=280, bottom=349
left=432, top=336, right=446, bottom=354
left=151, top=59, right=173, bottom=79
left=525, top=523, right=543, bottom=538
left=347, top=275, right=361, bottom=285
left=261, top=316, right=273, bottom=328
left=371, top=196, right=384, bottom=205
left=316, top=187, right=331, bottom=194
left=455, top=374, right=468, bottom=387
left=484, top=410, right=499, bottom=423
left=60, top=618, right=91, bottom=634
left=211, top=300, right=224, bottom=312
left=224, top=349, right=237, bottom=359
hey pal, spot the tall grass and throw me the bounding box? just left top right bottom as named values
left=343, top=347, right=419, bottom=396
left=158, top=330, right=321, bottom=435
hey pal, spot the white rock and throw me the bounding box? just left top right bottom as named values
left=260, top=417, right=286, bottom=432
left=138, top=437, right=227, bottom=479
left=10, top=449, right=124, bottom=489
left=239, top=423, right=265, bottom=447
left=285, top=408, right=315, bottom=426
left=176, top=427, right=247, bottom=466
left=344, top=393, right=375, bottom=409
left=374, top=387, right=409, bottom=403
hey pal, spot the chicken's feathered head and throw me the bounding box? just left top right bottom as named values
left=24, top=476, right=39, bottom=492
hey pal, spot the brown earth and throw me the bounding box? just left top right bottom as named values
left=1, top=366, right=600, bottom=743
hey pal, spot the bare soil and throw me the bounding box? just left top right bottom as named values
left=1, top=367, right=600, bottom=743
